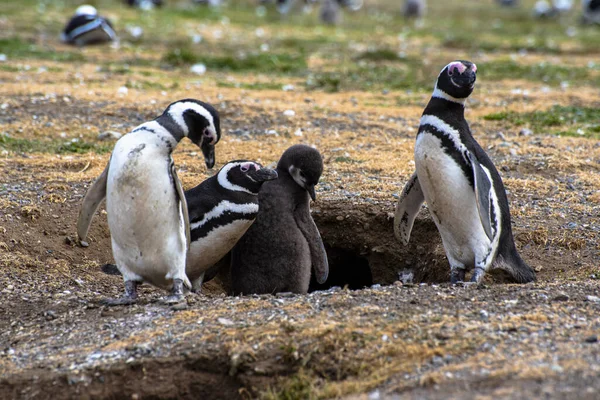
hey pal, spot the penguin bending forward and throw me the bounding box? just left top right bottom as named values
left=393, top=61, right=535, bottom=284
left=77, top=99, right=221, bottom=305
left=231, top=144, right=329, bottom=295
left=185, top=160, right=278, bottom=292
left=61, top=5, right=117, bottom=46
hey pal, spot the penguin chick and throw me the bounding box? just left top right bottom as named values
left=186, top=160, right=278, bottom=293
left=77, top=99, right=221, bottom=305
left=61, top=5, right=117, bottom=46
left=231, top=144, right=329, bottom=295
left=393, top=61, right=535, bottom=285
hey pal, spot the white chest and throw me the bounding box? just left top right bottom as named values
left=186, top=219, right=255, bottom=279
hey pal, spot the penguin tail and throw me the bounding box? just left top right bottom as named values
left=494, top=249, right=536, bottom=284
left=101, top=263, right=122, bottom=275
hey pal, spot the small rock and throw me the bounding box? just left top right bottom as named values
left=79, top=240, right=89, bottom=248
left=293, top=128, right=303, bottom=137
left=283, top=109, right=295, bottom=117
left=585, top=336, right=598, bottom=343
left=44, top=310, right=57, bottom=320
left=190, top=63, right=207, bottom=75
left=171, top=302, right=188, bottom=311
left=282, top=84, right=295, bottom=92
left=519, top=128, right=533, bottom=136
left=496, top=132, right=506, bottom=140
left=381, top=334, right=389, bottom=342
left=65, top=236, right=75, bottom=245
left=480, top=310, right=489, bottom=320
left=0, top=54, right=6, bottom=62
left=117, top=86, right=128, bottom=96
left=586, top=295, right=600, bottom=303
left=97, top=131, right=122, bottom=141
left=218, top=317, right=235, bottom=326
left=265, top=129, right=278, bottom=136
left=336, top=216, right=344, bottom=221
left=553, top=294, right=569, bottom=302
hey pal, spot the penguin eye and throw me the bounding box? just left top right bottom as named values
left=203, top=128, right=212, bottom=137
left=448, top=68, right=454, bottom=76
left=240, top=164, right=250, bottom=172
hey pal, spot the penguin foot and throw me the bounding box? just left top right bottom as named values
left=470, top=267, right=486, bottom=284
left=163, top=279, right=186, bottom=304
left=102, top=280, right=139, bottom=306
left=450, top=268, right=466, bottom=284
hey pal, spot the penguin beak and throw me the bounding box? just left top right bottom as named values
left=249, top=168, right=278, bottom=182
left=201, top=142, right=215, bottom=169
left=307, top=184, right=317, bottom=201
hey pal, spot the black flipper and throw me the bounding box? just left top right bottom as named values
left=393, top=172, right=425, bottom=245
left=77, top=162, right=109, bottom=245
left=171, top=162, right=191, bottom=249
left=469, top=152, right=493, bottom=241
left=294, top=202, right=329, bottom=284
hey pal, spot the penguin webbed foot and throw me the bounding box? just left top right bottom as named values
left=102, top=280, right=138, bottom=306
left=450, top=267, right=466, bottom=284
left=162, top=278, right=186, bottom=305
left=470, top=267, right=486, bottom=284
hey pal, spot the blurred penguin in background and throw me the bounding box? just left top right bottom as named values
left=126, top=0, right=163, bottom=10
left=582, top=0, right=600, bottom=24
left=61, top=5, right=117, bottom=46
left=320, top=0, right=341, bottom=24
left=496, top=0, right=519, bottom=6
left=193, top=0, right=223, bottom=6
left=533, top=0, right=572, bottom=18
left=402, top=0, right=426, bottom=18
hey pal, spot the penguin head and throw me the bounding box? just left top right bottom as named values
left=217, top=161, right=278, bottom=194
left=75, top=5, right=98, bottom=16
left=278, top=144, right=324, bottom=201
left=165, top=99, right=221, bottom=169
left=435, top=60, right=477, bottom=101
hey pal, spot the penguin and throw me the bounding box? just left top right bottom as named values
left=77, top=99, right=221, bottom=305
left=402, top=0, right=426, bottom=18
left=98, top=160, right=278, bottom=293
left=230, top=144, right=329, bottom=295
left=185, top=160, right=278, bottom=292
left=125, top=0, right=164, bottom=10
left=61, top=5, right=117, bottom=46
left=393, top=60, right=536, bottom=284
left=320, top=0, right=342, bottom=25
left=582, top=0, right=600, bottom=24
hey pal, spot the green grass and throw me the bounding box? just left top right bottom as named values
left=162, top=48, right=307, bottom=74
left=0, top=135, right=112, bottom=154
left=478, top=60, right=596, bottom=86
left=0, top=37, right=85, bottom=62
left=484, top=106, right=600, bottom=138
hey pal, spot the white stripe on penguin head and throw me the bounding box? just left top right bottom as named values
left=217, top=162, right=255, bottom=194
left=167, top=101, right=215, bottom=137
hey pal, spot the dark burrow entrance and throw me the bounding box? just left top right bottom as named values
left=308, top=244, right=373, bottom=292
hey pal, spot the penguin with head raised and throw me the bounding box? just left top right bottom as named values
left=185, top=160, right=278, bottom=292
left=77, top=99, right=221, bottom=305
left=61, top=5, right=117, bottom=46
left=231, top=144, right=329, bottom=295
left=393, top=60, right=535, bottom=284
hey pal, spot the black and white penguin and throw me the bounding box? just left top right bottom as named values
left=77, top=99, right=221, bottom=305
left=230, top=144, right=329, bottom=295
left=61, top=5, right=117, bottom=46
left=125, top=0, right=164, bottom=10
left=185, top=160, right=278, bottom=292
left=393, top=60, right=535, bottom=284
left=402, top=0, right=426, bottom=18
left=582, top=0, right=600, bottom=24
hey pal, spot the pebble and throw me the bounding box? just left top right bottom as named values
left=283, top=110, right=295, bottom=117
left=0, top=54, right=6, bottom=62
left=552, top=294, right=569, bottom=302
left=218, top=318, right=235, bottom=326
left=282, top=84, right=295, bottom=92
left=479, top=310, right=489, bottom=320
left=586, top=295, right=600, bottom=303
left=519, top=128, right=533, bottom=136
left=97, top=131, right=122, bottom=141
left=584, top=336, right=598, bottom=343
left=117, top=86, right=128, bottom=96
left=190, top=63, right=207, bottom=75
